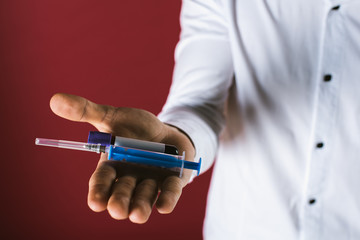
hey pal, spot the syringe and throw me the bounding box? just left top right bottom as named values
left=35, top=138, right=201, bottom=176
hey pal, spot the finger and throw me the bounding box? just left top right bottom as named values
left=88, top=155, right=117, bottom=212
left=155, top=176, right=183, bottom=214
left=107, top=176, right=137, bottom=220
left=49, top=93, right=112, bottom=129
left=129, top=179, right=159, bottom=224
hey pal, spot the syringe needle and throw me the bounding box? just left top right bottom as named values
left=35, top=138, right=103, bottom=153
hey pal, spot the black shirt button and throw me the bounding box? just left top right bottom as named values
left=316, top=142, right=324, bottom=148
left=332, top=5, right=340, bottom=10
left=324, top=74, right=332, bottom=82
left=309, top=198, right=316, bottom=205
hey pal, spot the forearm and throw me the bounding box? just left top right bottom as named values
left=159, top=0, right=234, bottom=176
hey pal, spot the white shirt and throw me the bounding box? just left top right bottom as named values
left=158, top=0, right=360, bottom=239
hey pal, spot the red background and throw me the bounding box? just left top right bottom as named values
left=0, top=1, right=213, bottom=239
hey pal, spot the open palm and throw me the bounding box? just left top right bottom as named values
left=50, top=93, right=195, bottom=223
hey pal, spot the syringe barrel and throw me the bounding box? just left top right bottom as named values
left=107, top=146, right=185, bottom=176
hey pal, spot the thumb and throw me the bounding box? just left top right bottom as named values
left=49, top=93, right=110, bottom=129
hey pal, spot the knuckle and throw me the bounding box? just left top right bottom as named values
left=112, top=192, right=129, bottom=202
left=89, top=166, right=116, bottom=185
left=117, top=176, right=136, bottom=191
left=89, top=183, right=110, bottom=199
left=163, top=190, right=180, bottom=204
left=165, top=177, right=183, bottom=192
left=90, top=182, right=109, bottom=192
left=110, top=193, right=131, bottom=208
left=138, top=179, right=157, bottom=191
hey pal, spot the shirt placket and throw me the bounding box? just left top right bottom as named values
left=302, top=3, right=344, bottom=240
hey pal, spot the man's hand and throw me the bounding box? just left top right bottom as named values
left=49, top=93, right=195, bottom=224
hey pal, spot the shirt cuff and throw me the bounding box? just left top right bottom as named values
left=158, top=107, right=217, bottom=181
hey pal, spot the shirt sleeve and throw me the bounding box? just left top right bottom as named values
left=158, top=0, right=234, bottom=177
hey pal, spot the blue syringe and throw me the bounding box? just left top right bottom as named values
left=35, top=138, right=201, bottom=176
